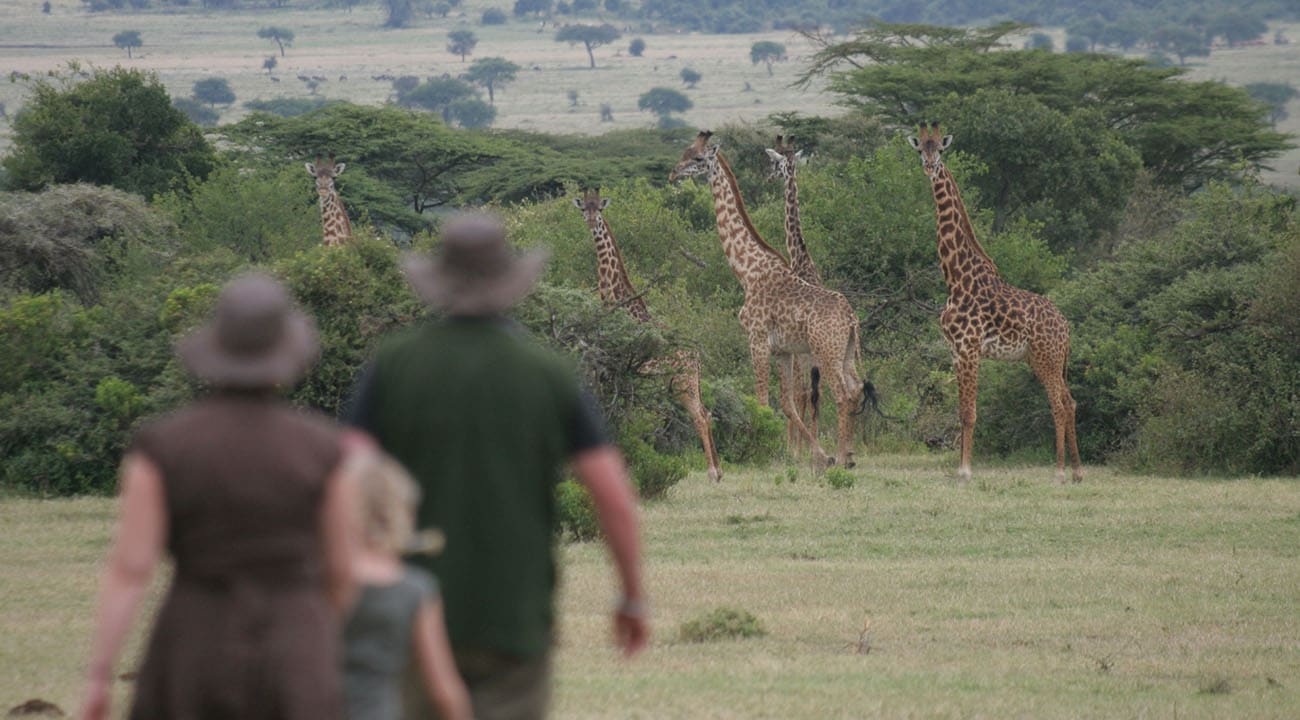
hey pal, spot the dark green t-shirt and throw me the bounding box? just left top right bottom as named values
left=348, top=317, right=606, bottom=658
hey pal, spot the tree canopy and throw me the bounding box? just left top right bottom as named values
left=257, top=26, right=294, bottom=57
left=112, top=30, right=142, bottom=59
left=463, top=57, right=520, bottom=105
left=3, top=66, right=216, bottom=198
left=447, top=29, right=478, bottom=62
left=192, top=77, right=236, bottom=108
left=798, top=21, right=1292, bottom=193
left=749, top=41, right=785, bottom=76
left=556, top=24, right=621, bottom=68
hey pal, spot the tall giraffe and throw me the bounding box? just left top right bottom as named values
left=305, top=154, right=353, bottom=247
left=572, top=190, right=723, bottom=481
left=671, top=131, right=868, bottom=469
left=908, top=122, right=1082, bottom=484
left=765, top=135, right=821, bottom=455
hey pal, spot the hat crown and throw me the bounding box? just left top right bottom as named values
left=213, top=276, right=291, bottom=356
left=439, top=215, right=513, bottom=278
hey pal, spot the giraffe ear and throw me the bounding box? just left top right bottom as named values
left=794, top=150, right=804, bottom=161
left=333, top=162, right=346, bottom=175
left=305, top=162, right=317, bottom=176
left=571, top=197, right=584, bottom=209
left=764, top=148, right=782, bottom=162
left=907, top=136, right=921, bottom=150
left=599, top=198, right=610, bottom=210
left=940, top=135, right=953, bottom=150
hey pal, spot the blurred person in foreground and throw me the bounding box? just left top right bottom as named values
left=81, top=273, right=359, bottom=720
left=346, top=213, right=648, bottom=720
left=340, top=450, right=471, bottom=720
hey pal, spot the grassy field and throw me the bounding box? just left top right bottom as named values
left=0, top=3, right=1297, bottom=189
left=3, top=456, right=1298, bottom=718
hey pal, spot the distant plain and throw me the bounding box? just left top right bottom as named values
left=0, top=2, right=1296, bottom=189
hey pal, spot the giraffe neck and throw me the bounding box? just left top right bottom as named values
left=590, top=213, right=653, bottom=323
left=781, top=169, right=821, bottom=285
left=319, top=189, right=352, bottom=247
left=930, top=167, right=998, bottom=292
left=707, top=153, right=791, bottom=291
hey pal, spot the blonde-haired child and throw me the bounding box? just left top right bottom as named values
left=341, top=450, right=471, bottom=720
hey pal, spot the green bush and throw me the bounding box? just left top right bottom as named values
left=678, top=607, right=766, bottom=642
left=620, top=431, right=687, bottom=499
left=555, top=479, right=599, bottom=541
left=705, top=378, right=785, bottom=465
left=824, top=466, right=855, bottom=489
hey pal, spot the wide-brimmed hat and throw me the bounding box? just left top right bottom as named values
left=177, top=273, right=319, bottom=388
left=403, top=212, right=548, bottom=316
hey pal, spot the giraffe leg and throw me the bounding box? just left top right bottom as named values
left=673, top=367, right=723, bottom=483
left=801, top=357, right=819, bottom=459
left=784, top=355, right=803, bottom=455
left=1030, top=354, right=1075, bottom=485
left=953, top=350, right=980, bottom=484
left=1064, top=384, right=1083, bottom=483
left=748, top=334, right=772, bottom=409
left=778, top=356, right=828, bottom=469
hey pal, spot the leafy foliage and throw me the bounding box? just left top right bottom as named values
left=447, top=29, right=478, bottom=61
left=4, top=65, right=217, bottom=198
left=463, top=57, right=520, bottom=104
left=112, top=30, right=142, bottom=58
left=679, top=607, right=766, bottom=642
left=192, top=77, right=236, bottom=108
left=257, top=26, right=294, bottom=57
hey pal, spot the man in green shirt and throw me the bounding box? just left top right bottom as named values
left=347, top=213, right=647, bottom=720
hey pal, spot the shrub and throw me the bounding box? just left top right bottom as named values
left=243, top=97, right=336, bottom=117
left=705, top=378, right=785, bottom=465
left=679, top=607, right=766, bottom=642
left=824, top=466, right=855, bottom=489
left=628, top=37, right=645, bottom=56
left=555, top=479, right=599, bottom=541
left=621, top=431, right=687, bottom=499
left=481, top=7, right=507, bottom=24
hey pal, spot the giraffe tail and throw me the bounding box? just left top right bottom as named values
left=852, top=380, right=902, bottom=421
left=809, top=366, right=821, bottom=417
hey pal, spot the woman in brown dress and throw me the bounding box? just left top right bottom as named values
left=80, top=273, right=359, bottom=720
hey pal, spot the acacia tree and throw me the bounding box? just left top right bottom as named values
left=797, top=21, right=1290, bottom=193
left=637, top=86, right=691, bottom=127
left=556, top=23, right=620, bottom=68
left=1246, top=82, right=1299, bottom=126
left=463, top=57, right=520, bottom=104
left=680, top=67, right=701, bottom=88
left=113, top=30, right=142, bottom=59
left=400, top=76, right=477, bottom=123
left=447, top=29, right=478, bottom=62
left=749, top=41, right=785, bottom=76
left=193, top=77, right=236, bottom=108
left=257, top=26, right=295, bottom=57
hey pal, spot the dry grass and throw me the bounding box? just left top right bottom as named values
left=5, top=456, right=1298, bottom=718
left=0, top=6, right=1296, bottom=189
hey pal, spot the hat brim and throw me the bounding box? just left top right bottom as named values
left=177, top=310, right=320, bottom=389
left=403, top=248, right=549, bottom=316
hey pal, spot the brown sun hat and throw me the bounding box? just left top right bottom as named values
left=177, top=272, right=319, bottom=389
left=402, top=212, right=548, bottom=316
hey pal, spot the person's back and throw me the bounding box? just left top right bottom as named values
left=348, top=213, right=647, bottom=720
left=355, top=317, right=586, bottom=656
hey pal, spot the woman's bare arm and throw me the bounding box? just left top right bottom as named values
left=80, top=454, right=167, bottom=720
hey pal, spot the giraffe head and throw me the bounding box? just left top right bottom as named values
left=906, top=121, right=952, bottom=180
left=668, top=131, right=719, bottom=183
left=305, top=154, right=346, bottom=197
left=571, top=189, right=611, bottom=229
left=764, top=135, right=802, bottom=182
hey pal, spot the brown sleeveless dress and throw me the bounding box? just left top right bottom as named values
left=126, top=391, right=344, bottom=720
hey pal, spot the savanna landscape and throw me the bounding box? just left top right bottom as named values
left=2, top=0, right=1299, bottom=717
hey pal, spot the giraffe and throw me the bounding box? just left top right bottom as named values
left=572, top=189, right=724, bottom=482
left=670, top=131, right=869, bottom=469
left=907, top=122, right=1082, bottom=484
left=304, top=154, right=353, bottom=247
left=765, top=135, right=821, bottom=455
